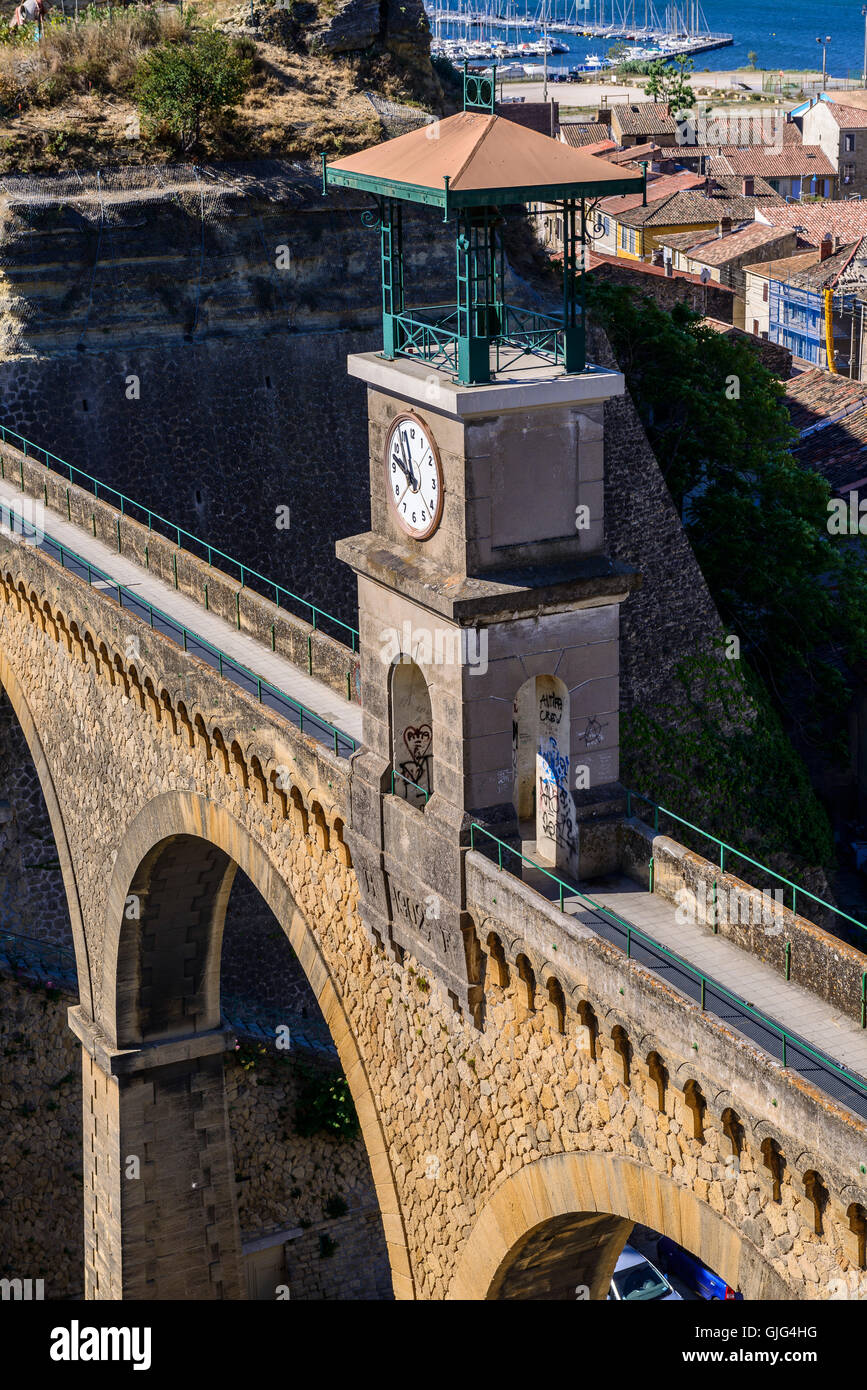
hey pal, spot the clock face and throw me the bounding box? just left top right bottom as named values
left=384, top=413, right=444, bottom=541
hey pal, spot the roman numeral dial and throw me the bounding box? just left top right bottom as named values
left=385, top=413, right=444, bottom=541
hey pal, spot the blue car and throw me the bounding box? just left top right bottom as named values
left=657, top=1236, right=743, bottom=1300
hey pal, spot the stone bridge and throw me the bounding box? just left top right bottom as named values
left=2, top=369, right=867, bottom=1302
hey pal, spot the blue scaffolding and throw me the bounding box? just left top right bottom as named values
left=768, top=280, right=857, bottom=367
left=768, top=280, right=826, bottom=365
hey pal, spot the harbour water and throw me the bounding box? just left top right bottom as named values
left=429, top=0, right=867, bottom=79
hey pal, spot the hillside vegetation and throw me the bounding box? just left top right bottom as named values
left=0, top=0, right=440, bottom=172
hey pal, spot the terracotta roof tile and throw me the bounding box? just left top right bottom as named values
left=756, top=200, right=867, bottom=245
left=598, top=169, right=704, bottom=215
left=709, top=146, right=835, bottom=178
left=618, top=185, right=781, bottom=228
left=825, top=101, right=867, bottom=128
left=685, top=221, right=789, bottom=266
left=785, top=369, right=867, bottom=489
left=610, top=102, right=679, bottom=136
left=559, top=122, right=611, bottom=148
left=584, top=248, right=734, bottom=290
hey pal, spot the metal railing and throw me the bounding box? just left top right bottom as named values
left=0, top=504, right=357, bottom=759
left=392, top=301, right=575, bottom=375
left=625, top=788, right=866, bottom=942
left=468, top=821, right=867, bottom=1120
left=0, top=425, right=359, bottom=650
left=390, top=769, right=430, bottom=802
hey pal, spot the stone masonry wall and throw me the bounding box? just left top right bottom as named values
left=0, top=973, right=83, bottom=1298
left=1, top=536, right=865, bottom=1298
left=0, top=972, right=389, bottom=1299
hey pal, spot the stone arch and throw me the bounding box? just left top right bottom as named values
left=390, top=657, right=433, bottom=808
left=448, top=1151, right=793, bottom=1301
left=801, top=1170, right=828, bottom=1236
left=331, top=816, right=351, bottom=867
left=546, top=977, right=566, bottom=1034
left=95, top=790, right=410, bottom=1300
left=721, top=1106, right=744, bottom=1158
left=761, top=1137, right=785, bottom=1202
left=610, top=1024, right=631, bottom=1085
left=515, top=952, right=536, bottom=1014
left=0, top=643, right=93, bottom=1013
left=249, top=754, right=268, bottom=804
left=486, top=931, right=509, bottom=988
left=647, top=1050, right=668, bottom=1112
left=269, top=768, right=289, bottom=818
left=576, top=999, right=598, bottom=1060
left=309, top=799, right=330, bottom=850
left=847, top=1203, right=867, bottom=1268
left=230, top=739, right=248, bottom=789
left=683, top=1078, right=707, bottom=1141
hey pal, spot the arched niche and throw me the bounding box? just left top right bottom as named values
left=390, top=657, right=433, bottom=808
left=512, top=673, right=579, bottom=873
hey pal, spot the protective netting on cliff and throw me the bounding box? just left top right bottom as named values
left=363, top=91, right=436, bottom=138
left=0, top=159, right=342, bottom=353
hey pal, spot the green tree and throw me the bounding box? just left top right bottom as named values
left=643, top=54, right=695, bottom=113
left=587, top=279, right=867, bottom=776
left=747, top=49, right=758, bottom=69
left=135, top=30, right=251, bottom=153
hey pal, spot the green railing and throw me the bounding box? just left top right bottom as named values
left=2, top=502, right=357, bottom=760
left=390, top=769, right=430, bottom=803
left=625, top=788, right=866, bottom=942
left=0, top=424, right=359, bottom=650
left=467, top=822, right=867, bottom=1109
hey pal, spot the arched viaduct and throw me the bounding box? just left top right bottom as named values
left=1, top=477, right=866, bottom=1302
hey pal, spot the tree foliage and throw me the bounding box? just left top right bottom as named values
left=642, top=54, right=695, bottom=113
left=135, top=30, right=251, bottom=152
left=589, top=280, right=867, bottom=765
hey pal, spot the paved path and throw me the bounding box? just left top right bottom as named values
left=0, top=480, right=363, bottom=748
left=587, top=876, right=867, bottom=1079
left=517, top=855, right=867, bottom=1120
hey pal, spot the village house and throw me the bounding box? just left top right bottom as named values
left=743, top=235, right=867, bottom=374
left=605, top=176, right=783, bottom=263
left=657, top=222, right=797, bottom=327
left=602, top=102, right=681, bottom=147
left=707, top=145, right=836, bottom=201
left=794, top=90, right=867, bottom=197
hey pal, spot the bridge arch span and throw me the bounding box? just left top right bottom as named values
left=74, top=790, right=409, bottom=1300
left=448, top=1151, right=793, bottom=1301
left=0, top=644, right=92, bottom=1012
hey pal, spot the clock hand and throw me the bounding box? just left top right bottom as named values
left=399, top=427, right=418, bottom=490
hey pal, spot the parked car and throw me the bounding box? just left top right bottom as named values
left=607, top=1244, right=682, bottom=1301
left=657, top=1236, right=743, bottom=1300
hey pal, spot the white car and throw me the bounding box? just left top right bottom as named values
left=607, top=1244, right=683, bottom=1301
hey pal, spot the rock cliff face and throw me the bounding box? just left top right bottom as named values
left=315, top=0, right=431, bottom=69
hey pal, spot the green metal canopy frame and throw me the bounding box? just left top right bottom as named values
left=322, top=81, right=646, bottom=385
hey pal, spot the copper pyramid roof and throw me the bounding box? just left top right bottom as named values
left=324, top=111, right=645, bottom=209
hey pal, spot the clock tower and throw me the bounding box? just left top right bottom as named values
left=325, top=72, right=643, bottom=1009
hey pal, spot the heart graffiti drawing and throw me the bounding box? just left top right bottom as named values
left=403, top=724, right=432, bottom=761
left=399, top=724, right=433, bottom=804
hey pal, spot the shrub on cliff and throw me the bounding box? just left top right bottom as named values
left=135, top=29, right=251, bottom=153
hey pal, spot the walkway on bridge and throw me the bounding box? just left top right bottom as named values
left=517, top=859, right=867, bottom=1123
left=8, top=468, right=867, bottom=1125
left=0, top=477, right=362, bottom=750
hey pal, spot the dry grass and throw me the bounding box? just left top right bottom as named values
left=0, top=7, right=186, bottom=112
left=0, top=0, right=436, bottom=171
